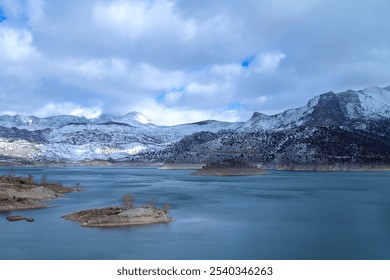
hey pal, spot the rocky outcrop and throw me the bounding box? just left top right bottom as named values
left=0, top=175, right=79, bottom=211
left=62, top=206, right=174, bottom=227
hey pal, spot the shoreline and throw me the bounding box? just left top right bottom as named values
left=273, top=164, right=390, bottom=172
left=0, top=160, right=164, bottom=168
left=2, top=160, right=390, bottom=172
left=193, top=166, right=269, bottom=176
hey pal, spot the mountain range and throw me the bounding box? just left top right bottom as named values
left=1, top=85, right=390, bottom=168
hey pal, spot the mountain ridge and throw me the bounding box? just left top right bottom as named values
left=1, top=85, right=390, bottom=166
left=2, top=85, right=389, bottom=131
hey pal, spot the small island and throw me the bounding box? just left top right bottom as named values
left=62, top=194, right=174, bottom=227
left=0, top=174, right=79, bottom=211
left=192, top=160, right=268, bottom=176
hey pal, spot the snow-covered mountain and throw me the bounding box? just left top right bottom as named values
left=239, top=86, right=390, bottom=131
left=0, top=110, right=241, bottom=161
left=0, top=111, right=152, bottom=130
left=160, top=85, right=390, bottom=167
left=1, top=85, right=390, bottom=165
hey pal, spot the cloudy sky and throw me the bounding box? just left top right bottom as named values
left=0, top=0, right=389, bottom=125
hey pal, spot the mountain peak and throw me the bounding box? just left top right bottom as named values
left=241, top=86, right=390, bottom=131
left=250, top=112, right=269, bottom=120
left=121, top=112, right=151, bottom=124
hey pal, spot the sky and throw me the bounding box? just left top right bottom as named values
left=0, top=0, right=389, bottom=125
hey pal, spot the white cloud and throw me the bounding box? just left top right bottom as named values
left=0, top=27, right=37, bottom=61
left=210, top=63, right=242, bottom=78
left=164, top=90, right=183, bottom=105
left=74, top=58, right=128, bottom=79
left=139, top=63, right=185, bottom=90
left=250, top=52, right=286, bottom=73
left=1, top=0, right=390, bottom=125
left=186, top=82, right=219, bottom=95
left=93, top=0, right=196, bottom=41
left=25, top=0, right=45, bottom=25
left=133, top=98, right=241, bottom=125
left=254, top=96, right=268, bottom=105
left=93, top=0, right=148, bottom=39
left=34, top=103, right=102, bottom=118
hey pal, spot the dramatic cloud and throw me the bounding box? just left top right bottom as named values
left=0, top=0, right=389, bottom=124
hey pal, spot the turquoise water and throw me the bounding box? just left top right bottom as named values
left=0, top=166, right=389, bottom=260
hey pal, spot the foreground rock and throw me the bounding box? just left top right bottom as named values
left=0, top=175, right=79, bottom=211
left=62, top=206, right=174, bottom=227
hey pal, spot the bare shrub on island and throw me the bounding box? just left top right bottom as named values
left=27, top=174, right=34, bottom=184
left=163, top=204, right=171, bottom=213
left=40, top=175, right=48, bottom=184
left=142, top=197, right=156, bottom=208
left=122, top=194, right=135, bottom=209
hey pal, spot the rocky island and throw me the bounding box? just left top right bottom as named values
left=62, top=205, right=173, bottom=227
left=0, top=175, right=79, bottom=211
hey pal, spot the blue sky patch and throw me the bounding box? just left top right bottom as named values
left=228, top=102, right=244, bottom=110
left=155, top=93, right=166, bottom=102
left=0, top=7, right=7, bottom=22
left=241, top=55, right=256, bottom=68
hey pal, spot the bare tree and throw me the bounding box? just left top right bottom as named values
left=143, top=198, right=156, bottom=208
left=40, top=175, right=48, bottom=184
left=162, top=204, right=171, bottom=213
left=122, top=194, right=135, bottom=209
left=27, top=174, right=34, bottom=184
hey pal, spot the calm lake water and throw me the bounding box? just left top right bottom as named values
left=0, top=166, right=389, bottom=260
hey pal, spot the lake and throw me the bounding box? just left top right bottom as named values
left=0, top=166, right=389, bottom=260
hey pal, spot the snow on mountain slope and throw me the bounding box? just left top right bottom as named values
left=0, top=111, right=152, bottom=131
left=119, top=112, right=151, bottom=125
left=239, top=93, right=322, bottom=131
left=240, top=85, right=390, bottom=131
left=0, top=114, right=88, bottom=130
left=358, top=86, right=390, bottom=118
left=0, top=138, right=41, bottom=159
left=34, top=118, right=241, bottom=161
left=1, top=85, right=390, bottom=162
